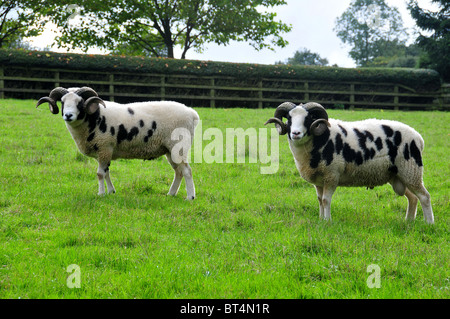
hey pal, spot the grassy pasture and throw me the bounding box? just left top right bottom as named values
left=0, top=99, right=449, bottom=299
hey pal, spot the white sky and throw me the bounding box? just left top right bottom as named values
left=28, top=0, right=439, bottom=68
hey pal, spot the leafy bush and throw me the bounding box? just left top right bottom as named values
left=0, top=49, right=442, bottom=92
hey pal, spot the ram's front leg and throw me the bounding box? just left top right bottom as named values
left=96, top=152, right=115, bottom=195
left=314, top=185, right=324, bottom=219
left=321, top=184, right=337, bottom=221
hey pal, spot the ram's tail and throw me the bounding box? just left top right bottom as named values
left=191, top=109, right=200, bottom=129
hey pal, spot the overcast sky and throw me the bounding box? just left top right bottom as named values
left=29, top=0, right=439, bottom=68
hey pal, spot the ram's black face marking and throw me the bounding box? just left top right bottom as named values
left=286, top=115, right=292, bottom=140
left=409, top=140, right=423, bottom=167
left=128, top=108, right=134, bottom=115
left=303, top=113, right=314, bottom=135
left=76, top=101, right=86, bottom=120
left=382, top=125, right=394, bottom=137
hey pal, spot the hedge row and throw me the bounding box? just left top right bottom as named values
left=0, top=49, right=442, bottom=92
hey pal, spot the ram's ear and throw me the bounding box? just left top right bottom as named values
left=84, top=97, right=105, bottom=114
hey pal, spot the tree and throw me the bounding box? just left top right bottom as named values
left=334, top=0, right=408, bottom=66
left=408, top=0, right=450, bottom=81
left=276, top=48, right=329, bottom=66
left=48, top=0, right=292, bottom=59
left=363, top=41, right=423, bottom=68
left=0, top=1, right=49, bottom=48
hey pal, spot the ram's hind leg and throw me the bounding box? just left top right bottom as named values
left=404, top=188, right=418, bottom=221
left=389, top=177, right=414, bottom=221
left=406, top=183, right=434, bottom=224
left=166, top=154, right=195, bottom=200
left=390, top=177, right=422, bottom=222
left=166, top=154, right=183, bottom=197
left=180, top=162, right=195, bottom=200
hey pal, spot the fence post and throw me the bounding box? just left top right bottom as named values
left=394, top=85, right=399, bottom=110
left=54, top=70, right=60, bottom=87
left=210, top=77, right=215, bottom=108
left=109, top=74, right=114, bottom=102
left=0, top=67, right=4, bottom=99
left=258, top=79, right=263, bottom=108
left=161, top=75, right=166, bottom=101
left=350, top=84, right=355, bottom=110
left=304, top=82, right=309, bottom=101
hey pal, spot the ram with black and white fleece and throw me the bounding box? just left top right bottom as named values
left=265, top=102, right=434, bottom=224
left=36, top=87, right=199, bottom=200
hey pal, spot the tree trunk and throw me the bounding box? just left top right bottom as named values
left=167, top=44, right=174, bottom=58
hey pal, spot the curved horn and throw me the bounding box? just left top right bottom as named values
left=310, top=119, right=331, bottom=136
left=75, top=87, right=98, bottom=100
left=264, top=102, right=296, bottom=135
left=303, top=102, right=330, bottom=136
left=36, top=87, right=69, bottom=114
left=273, top=102, right=297, bottom=120
left=303, top=102, right=328, bottom=120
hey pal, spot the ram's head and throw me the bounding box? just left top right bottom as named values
left=36, top=87, right=105, bottom=122
left=265, top=102, right=330, bottom=141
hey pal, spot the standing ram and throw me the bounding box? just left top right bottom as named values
left=265, top=102, right=434, bottom=224
left=36, top=87, right=199, bottom=200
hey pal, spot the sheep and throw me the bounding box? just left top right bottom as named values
left=36, top=87, right=199, bottom=200
left=265, top=102, right=434, bottom=224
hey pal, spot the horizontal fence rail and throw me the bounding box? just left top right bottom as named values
left=0, top=66, right=448, bottom=110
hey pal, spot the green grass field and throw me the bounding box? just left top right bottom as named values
left=0, top=99, right=449, bottom=299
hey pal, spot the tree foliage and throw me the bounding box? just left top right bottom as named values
left=334, top=0, right=408, bottom=66
left=0, top=0, right=49, bottom=48
left=276, top=48, right=329, bottom=66
left=47, top=0, right=292, bottom=59
left=408, top=0, right=450, bottom=81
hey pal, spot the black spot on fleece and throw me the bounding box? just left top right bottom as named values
left=117, top=124, right=140, bottom=144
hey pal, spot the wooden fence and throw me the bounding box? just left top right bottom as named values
left=0, top=66, right=448, bottom=110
